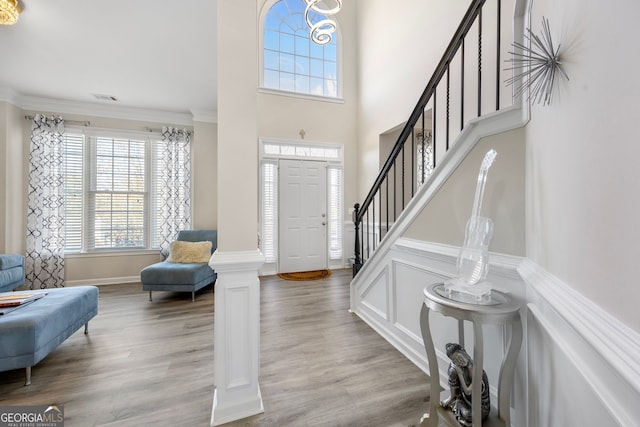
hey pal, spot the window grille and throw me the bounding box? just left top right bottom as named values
left=263, top=0, right=339, bottom=98
left=63, top=130, right=183, bottom=252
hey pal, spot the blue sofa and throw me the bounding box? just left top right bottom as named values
left=0, top=254, right=25, bottom=293
left=140, top=230, right=217, bottom=301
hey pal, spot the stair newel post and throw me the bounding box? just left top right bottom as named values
left=353, top=203, right=362, bottom=276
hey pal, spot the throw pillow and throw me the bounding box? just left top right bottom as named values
left=167, top=240, right=212, bottom=263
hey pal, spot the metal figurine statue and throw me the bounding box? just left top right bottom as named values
left=441, top=343, right=490, bottom=426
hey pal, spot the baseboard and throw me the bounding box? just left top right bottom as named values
left=64, top=276, right=140, bottom=287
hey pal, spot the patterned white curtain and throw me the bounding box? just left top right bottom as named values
left=26, top=114, right=66, bottom=289
left=158, top=127, right=192, bottom=259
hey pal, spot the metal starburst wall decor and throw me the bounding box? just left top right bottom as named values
left=506, top=17, right=569, bottom=106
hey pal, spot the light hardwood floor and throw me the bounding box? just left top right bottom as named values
left=0, top=269, right=431, bottom=426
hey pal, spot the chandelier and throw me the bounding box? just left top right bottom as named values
left=304, top=0, right=342, bottom=45
left=0, top=0, right=22, bottom=25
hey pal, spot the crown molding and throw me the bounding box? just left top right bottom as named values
left=20, top=95, right=194, bottom=126
left=0, top=87, right=196, bottom=126
left=190, top=108, right=218, bottom=123
left=0, top=87, right=21, bottom=106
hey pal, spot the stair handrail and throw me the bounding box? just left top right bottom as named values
left=356, top=0, right=486, bottom=219
left=353, top=0, right=492, bottom=275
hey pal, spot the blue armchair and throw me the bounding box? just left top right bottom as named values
left=0, top=254, right=25, bottom=293
left=140, top=230, right=217, bottom=301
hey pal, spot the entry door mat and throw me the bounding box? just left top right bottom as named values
left=277, top=270, right=332, bottom=281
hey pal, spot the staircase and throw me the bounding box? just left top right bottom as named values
left=349, top=2, right=529, bottom=422
left=352, top=0, right=527, bottom=279
left=349, top=0, right=530, bottom=387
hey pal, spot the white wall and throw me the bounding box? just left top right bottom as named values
left=404, top=128, right=526, bottom=256
left=0, top=102, right=24, bottom=254
left=256, top=0, right=359, bottom=220
left=356, top=0, right=515, bottom=201
left=192, top=121, right=218, bottom=230
left=217, top=0, right=258, bottom=252
left=525, top=0, right=640, bottom=331
left=521, top=2, right=640, bottom=422
left=0, top=102, right=6, bottom=253
left=356, top=0, right=470, bottom=199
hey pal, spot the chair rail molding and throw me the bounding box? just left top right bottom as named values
left=518, top=258, right=640, bottom=426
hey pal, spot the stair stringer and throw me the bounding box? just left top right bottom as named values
left=350, top=104, right=528, bottom=346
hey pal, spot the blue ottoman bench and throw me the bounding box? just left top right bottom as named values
left=0, top=286, right=99, bottom=385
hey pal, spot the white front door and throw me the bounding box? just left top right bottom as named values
left=278, top=159, right=327, bottom=273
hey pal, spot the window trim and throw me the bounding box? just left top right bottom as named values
left=86, top=135, right=149, bottom=251
left=257, top=87, right=345, bottom=104
left=258, top=0, right=344, bottom=100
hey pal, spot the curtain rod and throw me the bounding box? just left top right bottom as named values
left=24, top=115, right=90, bottom=127
left=24, top=117, right=186, bottom=134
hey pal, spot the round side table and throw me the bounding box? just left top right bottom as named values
left=419, top=282, right=522, bottom=427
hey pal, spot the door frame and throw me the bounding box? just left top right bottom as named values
left=259, top=138, right=343, bottom=276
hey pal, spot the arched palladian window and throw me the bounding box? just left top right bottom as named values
left=261, top=0, right=340, bottom=98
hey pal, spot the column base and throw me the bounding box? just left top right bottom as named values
left=211, top=386, right=264, bottom=426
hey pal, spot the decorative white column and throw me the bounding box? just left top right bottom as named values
left=212, top=0, right=263, bottom=425
left=210, top=250, right=265, bottom=426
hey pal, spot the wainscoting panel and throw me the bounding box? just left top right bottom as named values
left=391, top=259, right=443, bottom=342
left=526, top=304, right=625, bottom=427
left=352, top=238, right=640, bottom=426
left=351, top=237, right=526, bottom=401
left=344, top=220, right=355, bottom=267
left=520, top=259, right=640, bottom=427
left=360, top=266, right=390, bottom=321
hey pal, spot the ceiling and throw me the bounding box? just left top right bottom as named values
left=0, top=0, right=217, bottom=119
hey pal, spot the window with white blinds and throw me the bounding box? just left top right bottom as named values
left=63, top=134, right=84, bottom=251
left=261, top=161, right=278, bottom=263
left=327, top=166, right=343, bottom=260
left=63, top=131, right=173, bottom=252
left=88, top=136, right=147, bottom=249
